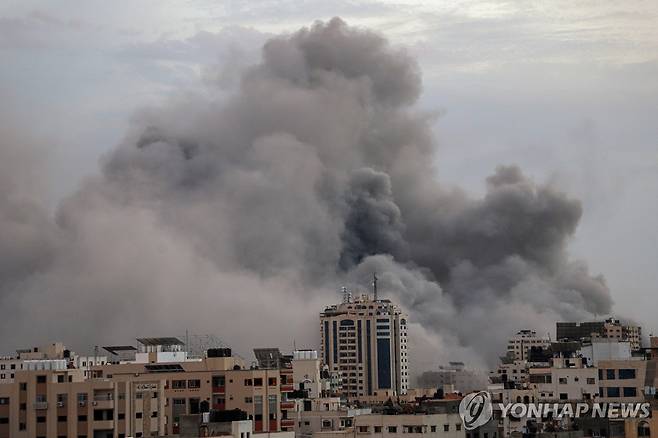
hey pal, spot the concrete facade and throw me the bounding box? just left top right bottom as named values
left=320, top=295, right=408, bottom=398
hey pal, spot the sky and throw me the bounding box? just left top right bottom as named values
left=0, top=0, right=657, bottom=361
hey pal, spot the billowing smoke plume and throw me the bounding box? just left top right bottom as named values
left=0, top=18, right=612, bottom=370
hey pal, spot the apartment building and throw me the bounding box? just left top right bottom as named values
left=580, top=338, right=632, bottom=367
left=0, top=343, right=76, bottom=385
left=0, top=358, right=21, bottom=384
left=418, top=362, right=489, bottom=395
left=314, top=412, right=465, bottom=438
left=179, top=414, right=294, bottom=438
left=488, top=384, right=536, bottom=437
left=491, top=360, right=529, bottom=384
left=320, top=293, right=408, bottom=398
left=292, top=350, right=323, bottom=399
left=557, top=319, right=642, bottom=351
left=506, top=330, right=551, bottom=362
left=0, top=343, right=299, bottom=438
left=597, top=359, right=647, bottom=402
left=528, top=357, right=598, bottom=401
left=96, top=355, right=297, bottom=435
left=294, top=402, right=371, bottom=438
left=0, top=366, right=138, bottom=438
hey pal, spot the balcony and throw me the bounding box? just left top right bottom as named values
left=280, top=401, right=295, bottom=409
left=280, top=384, right=294, bottom=392
left=281, top=419, right=295, bottom=428
left=34, top=402, right=48, bottom=410
left=212, top=386, right=225, bottom=394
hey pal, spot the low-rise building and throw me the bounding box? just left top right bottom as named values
left=313, top=412, right=465, bottom=438
left=528, top=357, right=598, bottom=402
left=418, top=362, right=489, bottom=395
left=597, top=359, right=647, bottom=402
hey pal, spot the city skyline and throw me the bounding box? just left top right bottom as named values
left=1, top=2, right=657, bottom=375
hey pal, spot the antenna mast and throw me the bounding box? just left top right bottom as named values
left=373, top=272, right=378, bottom=301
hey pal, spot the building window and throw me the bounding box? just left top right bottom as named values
left=374, top=426, right=382, bottom=433
left=268, top=377, right=277, bottom=386
left=623, top=387, right=637, bottom=397
left=58, top=415, right=67, bottom=422
left=188, top=379, right=201, bottom=389
left=559, top=377, right=567, bottom=384
left=358, top=426, right=369, bottom=433
left=388, top=426, right=397, bottom=433
left=0, top=398, right=8, bottom=405
left=607, top=387, right=620, bottom=397
left=172, top=380, right=186, bottom=389
left=136, top=412, right=143, bottom=419
left=456, top=424, right=462, bottom=431
left=268, top=394, right=277, bottom=420
left=245, top=397, right=253, bottom=403
left=254, top=378, right=263, bottom=387
left=606, top=370, right=615, bottom=380
left=36, top=375, right=47, bottom=383
left=560, top=393, right=568, bottom=400
left=244, top=379, right=253, bottom=386
left=587, top=378, right=595, bottom=385
left=638, top=421, right=651, bottom=437
left=37, top=416, right=46, bottom=423
left=444, top=425, right=450, bottom=432
left=619, top=369, right=636, bottom=380
left=0, top=418, right=8, bottom=424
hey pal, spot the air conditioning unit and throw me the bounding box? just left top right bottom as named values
left=92, top=401, right=98, bottom=406
left=57, top=402, right=64, bottom=407
left=79, top=401, right=86, bottom=407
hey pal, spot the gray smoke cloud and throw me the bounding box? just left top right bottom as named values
left=0, top=18, right=612, bottom=371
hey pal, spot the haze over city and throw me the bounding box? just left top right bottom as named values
left=1, top=1, right=657, bottom=376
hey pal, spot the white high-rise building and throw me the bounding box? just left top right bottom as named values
left=320, top=290, right=408, bottom=398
